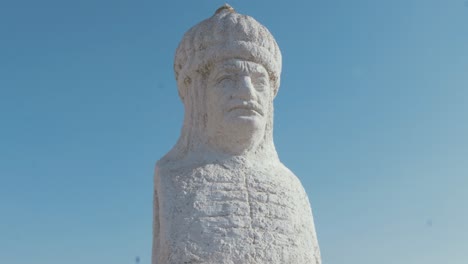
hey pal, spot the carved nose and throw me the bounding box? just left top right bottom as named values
left=235, top=76, right=256, bottom=100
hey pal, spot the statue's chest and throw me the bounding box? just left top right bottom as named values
left=165, top=168, right=302, bottom=239
left=158, top=167, right=314, bottom=263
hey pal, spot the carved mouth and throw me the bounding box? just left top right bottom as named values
left=228, top=102, right=263, bottom=116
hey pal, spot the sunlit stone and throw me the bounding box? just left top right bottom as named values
left=152, top=4, right=321, bottom=264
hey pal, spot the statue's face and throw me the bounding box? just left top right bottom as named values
left=205, top=59, right=271, bottom=147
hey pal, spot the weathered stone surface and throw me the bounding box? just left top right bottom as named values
left=153, top=4, right=321, bottom=264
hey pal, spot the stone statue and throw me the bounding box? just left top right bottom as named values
left=153, top=5, right=321, bottom=264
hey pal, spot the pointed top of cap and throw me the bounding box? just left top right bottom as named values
left=215, top=3, right=235, bottom=15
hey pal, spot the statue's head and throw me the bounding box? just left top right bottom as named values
left=169, top=5, right=282, bottom=160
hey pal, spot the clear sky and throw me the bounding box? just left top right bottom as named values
left=1, top=0, right=467, bottom=263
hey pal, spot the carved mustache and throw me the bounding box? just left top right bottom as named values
left=227, top=101, right=264, bottom=116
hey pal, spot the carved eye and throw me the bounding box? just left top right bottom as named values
left=253, top=75, right=269, bottom=91
left=216, top=75, right=234, bottom=86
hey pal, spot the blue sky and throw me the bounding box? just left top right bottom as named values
left=0, top=0, right=467, bottom=263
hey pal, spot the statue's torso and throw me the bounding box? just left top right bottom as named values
left=154, top=162, right=320, bottom=264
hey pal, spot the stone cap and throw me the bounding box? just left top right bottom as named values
left=174, top=4, right=282, bottom=100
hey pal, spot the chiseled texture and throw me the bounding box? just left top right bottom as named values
left=153, top=5, right=321, bottom=264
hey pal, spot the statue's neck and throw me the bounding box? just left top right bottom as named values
left=206, top=128, right=263, bottom=156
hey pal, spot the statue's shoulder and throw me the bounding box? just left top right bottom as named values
left=275, top=161, right=300, bottom=179
left=273, top=162, right=309, bottom=192
left=155, top=157, right=191, bottom=178
left=155, top=155, right=211, bottom=183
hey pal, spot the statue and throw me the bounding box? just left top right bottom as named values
left=153, top=5, right=321, bottom=264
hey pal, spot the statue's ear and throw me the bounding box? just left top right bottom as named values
left=273, top=88, right=279, bottom=98
left=177, top=75, right=191, bottom=102
left=272, top=77, right=280, bottom=98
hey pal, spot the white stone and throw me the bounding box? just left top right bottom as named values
left=152, top=4, right=321, bottom=264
